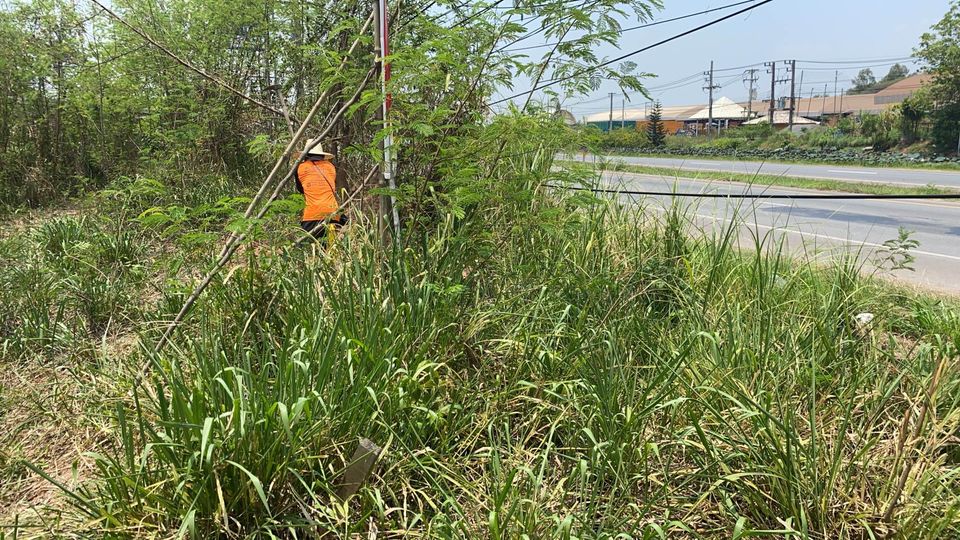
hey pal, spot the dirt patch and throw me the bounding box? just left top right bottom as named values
left=0, top=360, right=105, bottom=528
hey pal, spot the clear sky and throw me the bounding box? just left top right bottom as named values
left=495, top=0, right=951, bottom=118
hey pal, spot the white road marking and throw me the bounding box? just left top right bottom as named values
left=827, top=170, right=878, bottom=175
left=755, top=201, right=793, bottom=208
left=605, top=169, right=960, bottom=209
left=684, top=210, right=960, bottom=262
left=691, top=161, right=733, bottom=167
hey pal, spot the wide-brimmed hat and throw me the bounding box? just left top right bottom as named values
left=303, top=138, right=334, bottom=159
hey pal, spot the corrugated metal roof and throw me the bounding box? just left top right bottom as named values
left=874, top=73, right=932, bottom=98
left=743, top=93, right=893, bottom=117
left=584, top=104, right=701, bottom=123
left=688, top=97, right=750, bottom=120
left=579, top=75, right=929, bottom=124
left=744, top=110, right=818, bottom=125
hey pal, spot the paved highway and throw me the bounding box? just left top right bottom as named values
left=567, top=154, right=960, bottom=190
left=594, top=170, right=960, bottom=294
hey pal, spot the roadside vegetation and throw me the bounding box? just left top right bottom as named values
left=2, top=0, right=960, bottom=538
left=584, top=9, right=960, bottom=169
left=588, top=117, right=960, bottom=169
left=557, top=159, right=960, bottom=197
left=4, top=144, right=960, bottom=538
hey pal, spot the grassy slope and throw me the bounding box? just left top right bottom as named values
left=556, top=160, right=960, bottom=196
left=2, top=166, right=960, bottom=538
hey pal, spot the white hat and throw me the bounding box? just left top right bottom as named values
left=304, top=138, right=333, bottom=159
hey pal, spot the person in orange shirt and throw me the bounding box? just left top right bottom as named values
left=295, top=139, right=345, bottom=243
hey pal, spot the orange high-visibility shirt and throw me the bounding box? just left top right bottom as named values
left=297, top=160, right=338, bottom=221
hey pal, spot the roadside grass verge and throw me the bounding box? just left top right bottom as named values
left=558, top=159, right=960, bottom=197
left=3, top=156, right=959, bottom=538
left=601, top=150, right=960, bottom=172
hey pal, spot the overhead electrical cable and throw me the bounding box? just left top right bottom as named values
left=796, top=56, right=916, bottom=65
left=504, top=0, right=761, bottom=52
left=488, top=0, right=776, bottom=106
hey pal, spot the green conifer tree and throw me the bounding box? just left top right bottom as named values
left=646, top=100, right=667, bottom=148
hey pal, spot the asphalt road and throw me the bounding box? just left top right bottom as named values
left=595, top=170, right=960, bottom=294
left=570, top=154, right=960, bottom=190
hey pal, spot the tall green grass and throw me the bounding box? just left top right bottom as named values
left=14, top=157, right=956, bottom=538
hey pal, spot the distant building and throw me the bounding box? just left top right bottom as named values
left=555, top=109, right=577, bottom=126
left=579, top=73, right=931, bottom=132
left=583, top=103, right=701, bottom=133
left=686, top=97, right=755, bottom=131
left=744, top=110, right=819, bottom=131
left=744, top=73, right=931, bottom=122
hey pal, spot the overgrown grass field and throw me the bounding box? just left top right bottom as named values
left=2, top=151, right=959, bottom=538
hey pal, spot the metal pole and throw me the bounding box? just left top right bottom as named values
left=376, top=0, right=400, bottom=238
left=839, top=88, right=845, bottom=121
left=708, top=60, right=715, bottom=136
left=833, top=70, right=839, bottom=123
left=621, top=98, right=625, bottom=129
left=821, top=84, right=828, bottom=121
left=788, top=61, right=798, bottom=130
left=745, top=68, right=758, bottom=119
left=608, top=92, right=614, bottom=132
left=766, top=61, right=776, bottom=125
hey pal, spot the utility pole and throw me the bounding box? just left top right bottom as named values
left=821, top=84, right=828, bottom=120
left=765, top=61, right=776, bottom=125
left=620, top=98, right=627, bottom=129
left=608, top=92, right=614, bottom=132
left=743, top=68, right=759, bottom=119
left=374, top=0, right=400, bottom=239
left=833, top=70, right=839, bottom=122
left=787, top=60, right=797, bottom=129
left=703, top=61, right=720, bottom=135
left=806, top=87, right=814, bottom=117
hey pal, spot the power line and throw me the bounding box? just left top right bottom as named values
left=796, top=56, right=916, bottom=65
left=489, top=0, right=584, bottom=9
left=799, top=59, right=921, bottom=71
left=712, top=61, right=767, bottom=73
left=489, top=0, right=776, bottom=106
left=504, top=0, right=761, bottom=52
left=448, top=0, right=509, bottom=27
left=491, top=1, right=589, bottom=53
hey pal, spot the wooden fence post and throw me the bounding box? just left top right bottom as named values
left=336, top=438, right=382, bottom=501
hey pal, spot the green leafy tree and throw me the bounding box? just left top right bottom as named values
left=918, top=1, right=960, bottom=103
left=917, top=1, right=960, bottom=151
left=931, top=102, right=960, bottom=153
left=646, top=100, right=667, bottom=148
left=851, top=68, right=877, bottom=92
left=881, top=63, right=910, bottom=84
left=897, top=90, right=930, bottom=144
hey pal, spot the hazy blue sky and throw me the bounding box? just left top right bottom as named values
left=494, top=0, right=950, bottom=118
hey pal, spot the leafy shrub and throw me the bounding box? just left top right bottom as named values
left=599, top=127, right=648, bottom=149
left=931, top=103, right=960, bottom=153
left=859, top=111, right=901, bottom=150
left=34, top=216, right=88, bottom=262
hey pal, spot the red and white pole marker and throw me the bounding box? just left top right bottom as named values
left=378, top=0, right=401, bottom=236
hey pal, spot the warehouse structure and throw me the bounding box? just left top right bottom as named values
left=581, top=73, right=931, bottom=133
